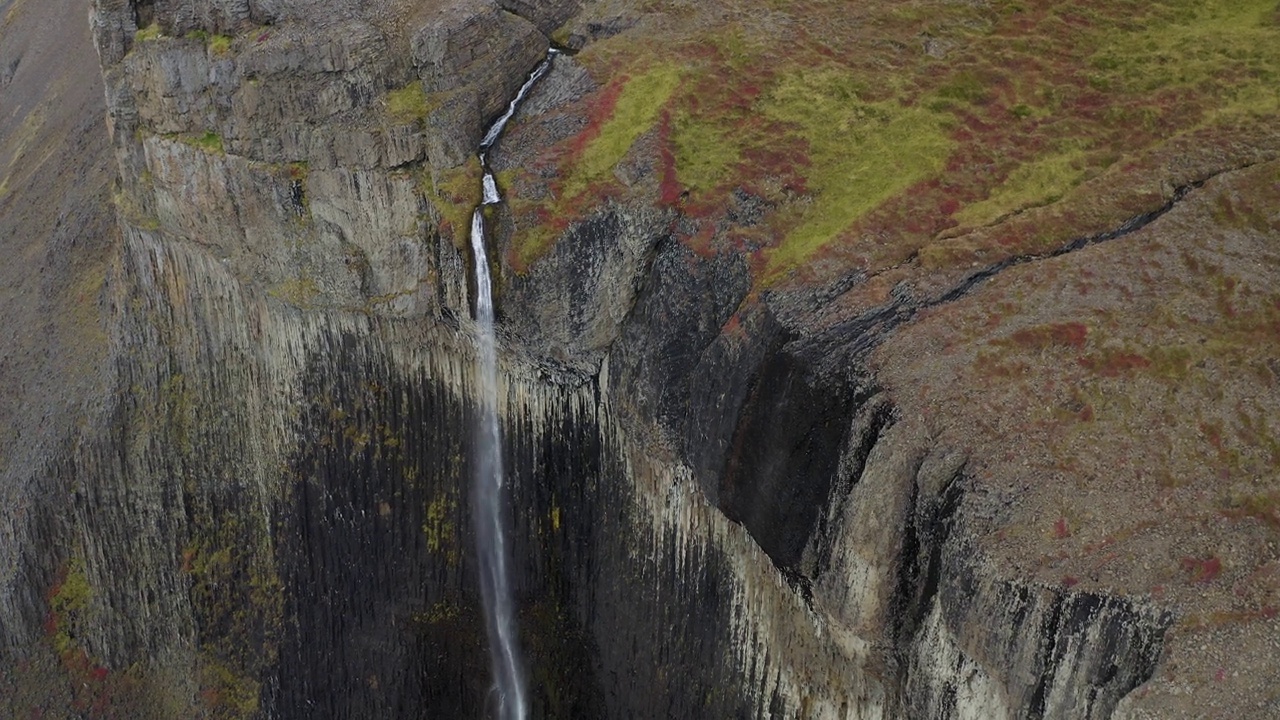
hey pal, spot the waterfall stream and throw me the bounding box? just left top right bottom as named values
left=468, top=49, right=555, bottom=720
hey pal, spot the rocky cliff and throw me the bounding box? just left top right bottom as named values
left=2, top=0, right=1279, bottom=718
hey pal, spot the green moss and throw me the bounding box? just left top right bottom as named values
left=760, top=67, right=952, bottom=279
left=562, top=64, right=682, bottom=199
left=549, top=23, right=574, bottom=48
left=136, top=23, right=162, bottom=42
left=194, top=131, right=223, bottom=152
left=268, top=276, right=320, bottom=307
left=112, top=183, right=160, bottom=230
left=505, top=197, right=560, bottom=273
left=50, top=552, right=91, bottom=657
left=182, top=507, right=281, bottom=719
left=423, top=492, right=457, bottom=562
left=208, top=34, right=232, bottom=55
left=418, top=600, right=461, bottom=625
left=198, top=658, right=260, bottom=717
left=672, top=111, right=740, bottom=194
left=1091, top=0, right=1280, bottom=116
left=386, top=82, right=437, bottom=124
left=422, top=157, right=482, bottom=243
left=169, top=130, right=224, bottom=153
left=955, top=148, right=1091, bottom=227
left=935, top=70, right=988, bottom=105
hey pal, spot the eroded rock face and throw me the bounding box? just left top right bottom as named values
left=6, top=0, right=1277, bottom=718
left=495, top=0, right=579, bottom=36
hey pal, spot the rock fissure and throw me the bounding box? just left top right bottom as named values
left=932, top=177, right=1210, bottom=308
left=821, top=171, right=1228, bottom=366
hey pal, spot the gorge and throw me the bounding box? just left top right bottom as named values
left=1, top=0, right=1279, bottom=718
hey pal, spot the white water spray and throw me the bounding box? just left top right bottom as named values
left=468, top=50, right=555, bottom=720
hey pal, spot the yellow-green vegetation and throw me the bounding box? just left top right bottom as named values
left=562, top=64, right=682, bottom=199
left=198, top=659, right=260, bottom=717
left=549, top=23, right=574, bottom=48
left=671, top=113, right=740, bottom=195
left=422, top=157, right=481, bottom=242
left=268, top=276, right=320, bottom=307
left=423, top=492, right=458, bottom=561
left=386, top=82, right=437, bottom=124
left=417, top=599, right=461, bottom=625
left=1091, top=0, right=1280, bottom=103
left=954, top=147, right=1091, bottom=228
left=49, top=551, right=91, bottom=656
left=758, top=68, right=952, bottom=278
left=112, top=182, right=161, bottom=230
left=503, top=0, right=1280, bottom=288
left=136, top=23, right=162, bottom=42
left=208, top=34, right=232, bottom=55
left=192, top=131, right=223, bottom=152
left=932, top=70, right=989, bottom=107
left=183, top=508, right=281, bottom=719
left=169, top=130, right=224, bottom=153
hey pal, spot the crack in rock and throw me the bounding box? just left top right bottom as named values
left=824, top=168, right=1233, bottom=362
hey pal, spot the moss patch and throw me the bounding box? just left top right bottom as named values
left=422, top=492, right=458, bottom=563
left=671, top=111, right=741, bottom=195
left=268, top=276, right=320, bottom=307
left=421, top=157, right=482, bottom=244
left=136, top=23, right=162, bottom=42
left=954, top=147, right=1092, bottom=228
left=758, top=68, right=953, bottom=279
left=48, top=552, right=91, bottom=657
left=561, top=64, right=682, bottom=199
left=386, top=82, right=437, bottom=124
left=208, top=34, right=232, bottom=55
left=168, top=130, right=225, bottom=154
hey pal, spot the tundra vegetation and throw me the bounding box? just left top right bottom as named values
left=504, top=0, right=1280, bottom=285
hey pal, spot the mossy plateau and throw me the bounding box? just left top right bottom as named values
left=756, top=69, right=952, bottom=280
left=502, top=0, right=1280, bottom=290
left=563, top=64, right=682, bottom=199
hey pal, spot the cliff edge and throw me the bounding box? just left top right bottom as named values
left=2, top=0, right=1278, bottom=718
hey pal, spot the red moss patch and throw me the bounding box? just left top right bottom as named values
left=1078, top=350, right=1151, bottom=376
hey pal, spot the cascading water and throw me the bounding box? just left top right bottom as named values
left=467, top=50, right=555, bottom=720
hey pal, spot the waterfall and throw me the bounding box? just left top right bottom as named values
left=468, top=49, right=555, bottom=720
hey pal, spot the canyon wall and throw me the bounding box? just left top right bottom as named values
left=3, top=0, right=1278, bottom=717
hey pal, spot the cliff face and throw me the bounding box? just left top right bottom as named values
left=3, top=0, right=1279, bottom=718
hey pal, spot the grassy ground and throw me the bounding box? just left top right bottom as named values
left=501, top=0, right=1280, bottom=287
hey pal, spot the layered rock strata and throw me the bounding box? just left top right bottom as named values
left=2, top=0, right=1276, bottom=718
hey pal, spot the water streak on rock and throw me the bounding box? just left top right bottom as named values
left=468, top=50, right=554, bottom=720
